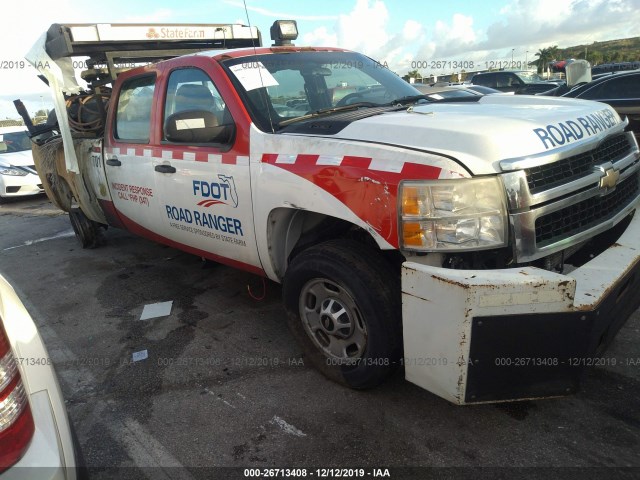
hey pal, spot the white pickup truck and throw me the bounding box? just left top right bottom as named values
left=22, top=21, right=640, bottom=404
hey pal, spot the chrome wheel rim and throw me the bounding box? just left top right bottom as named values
left=298, top=278, right=367, bottom=360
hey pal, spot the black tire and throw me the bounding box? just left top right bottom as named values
left=69, top=207, right=104, bottom=249
left=282, top=240, right=402, bottom=389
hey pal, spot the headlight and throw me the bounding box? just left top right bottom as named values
left=0, top=166, right=28, bottom=177
left=399, top=177, right=507, bottom=251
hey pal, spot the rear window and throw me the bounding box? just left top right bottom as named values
left=471, top=74, right=493, bottom=86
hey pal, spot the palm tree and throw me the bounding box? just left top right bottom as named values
left=534, top=48, right=550, bottom=74
left=534, top=45, right=561, bottom=75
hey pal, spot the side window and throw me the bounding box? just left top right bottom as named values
left=508, top=74, right=522, bottom=86
left=115, top=75, right=156, bottom=142
left=579, top=81, right=608, bottom=100
left=475, top=74, right=494, bottom=87
left=598, top=76, right=639, bottom=99
left=163, top=68, right=234, bottom=144
left=495, top=73, right=511, bottom=88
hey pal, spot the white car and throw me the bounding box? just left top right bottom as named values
left=0, top=273, right=80, bottom=478
left=0, top=127, right=44, bottom=201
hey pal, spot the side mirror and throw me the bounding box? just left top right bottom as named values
left=0, top=142, right=7, bottom=152
left=164, top=110, right=235, bottom=144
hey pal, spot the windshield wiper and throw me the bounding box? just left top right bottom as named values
left=277, top=102, right=383, bottom=128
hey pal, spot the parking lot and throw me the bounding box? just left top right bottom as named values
left=1, top=195, right=640, bottom=479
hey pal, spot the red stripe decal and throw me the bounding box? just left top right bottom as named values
left=261, top=153, right=442, bottom=247
left=222, top=154, right=237, bottom=165
left=197, top=199, right=225, bottom=207
left=295, top=154, right=321, bottom=166
left=341, top=156, right=372, bottom=168
left=195, top=151, right=209, bottom=162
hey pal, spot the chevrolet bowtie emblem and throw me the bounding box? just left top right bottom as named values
left=599, top=167, right=620, bottom=190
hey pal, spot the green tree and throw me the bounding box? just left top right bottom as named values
left=403, top=69, right=423, bottom=83
left=534, top=48, right=550, bottom=74
left=589, top=50, right=603, bottom=65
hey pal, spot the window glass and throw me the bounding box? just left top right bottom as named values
left=516, top=72, right=543, bottom=83
left=580, top=75, right=640, bottom=100
left=472, top=73, right=493, bottom=86
left=163, top=68, right=233, bottom=144
left=222, top=51, right=420, bottom=132
left=495, top=73, right=513, bottom=88
left=115, top=75, right=156, bottom=142
left=0, top=131, right=31, bottom=154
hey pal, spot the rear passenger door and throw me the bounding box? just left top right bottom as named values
left=152, top=66, right=261, bottom=270
left=104, top=74, right=161, bottom=233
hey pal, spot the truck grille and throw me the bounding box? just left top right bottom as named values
left=526, top=134, right=632, bottom=193
left=535, top=174, right=639, bottom=246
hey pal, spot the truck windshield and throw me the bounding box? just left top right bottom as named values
left=222, top=51, right=421, bottom=132
left=517, top=71, right=544, bottom=83
left=0, top=131, right=32, bottom=154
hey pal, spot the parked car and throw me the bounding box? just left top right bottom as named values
left=411, top=83, right=482, bottom=99
left=0, top=127, right=44, bottom=201
left=460, top=84, right=505, bottom=95
left=470, top=71, right=558, bottom=94
left=591, top=61, right=640, bottom=76
left=541, top=70, right=640, bottom=140
left=0, top=273, right=81, bottom=478
left=424, top=82, right=506, bottom=95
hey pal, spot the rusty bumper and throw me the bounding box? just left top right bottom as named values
left=401, top=210, right=640, bottom=405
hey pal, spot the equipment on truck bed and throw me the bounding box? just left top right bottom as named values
left=22, top=21, right=263, bottom=172
left=45, top=22, right=261, bottom=85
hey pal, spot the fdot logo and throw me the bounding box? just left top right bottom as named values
left=193, top=175, right=238, bottom=208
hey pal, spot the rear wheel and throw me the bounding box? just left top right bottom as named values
left=282, top=240, right=402, bottom=389
left=69, top=207, right=104, bottom=249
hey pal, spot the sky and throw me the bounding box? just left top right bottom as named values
left=1, top=0, right=639, bottom=119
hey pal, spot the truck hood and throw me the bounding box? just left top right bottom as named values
left=331, top=95, right=623, bottom=175
left=0, top=150, right=35, bottom=168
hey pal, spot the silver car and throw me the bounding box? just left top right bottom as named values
left=0, top=127, right=44, bottom=201
left=0, top=273, right=81, bottom=478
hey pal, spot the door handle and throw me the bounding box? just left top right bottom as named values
left=106, top=157, right=121, bottom=167
left=155, top=164, right=176, bottom=174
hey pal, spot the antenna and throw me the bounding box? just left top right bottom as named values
left=242, top=0, right=276, bottom=133
left=214, top=27, right=226, bottom=49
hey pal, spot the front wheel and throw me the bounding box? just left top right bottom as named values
left=282, top=240, right=402, bottom=389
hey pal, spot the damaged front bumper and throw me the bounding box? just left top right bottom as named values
left=401, top=210, right=640, bottom=405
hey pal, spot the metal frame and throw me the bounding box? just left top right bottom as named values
left=43, top=23, right=263, bottom=86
